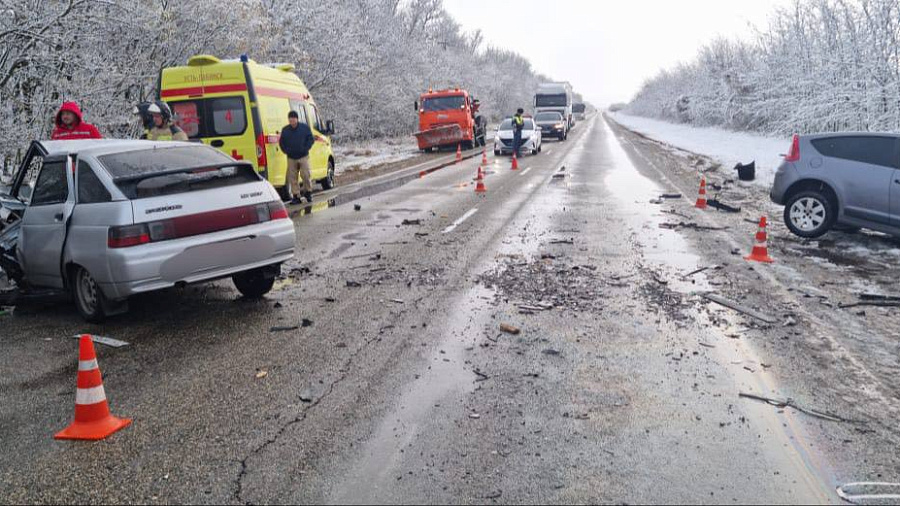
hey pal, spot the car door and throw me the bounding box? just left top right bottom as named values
left=814, top=136, right=897, bottom=225
left=305, top=103, right=329, bottom=180
left=18, top=154, right=75, bottom=288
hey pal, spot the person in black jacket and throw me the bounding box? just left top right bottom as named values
left=279, top=111, right=316, bottom=204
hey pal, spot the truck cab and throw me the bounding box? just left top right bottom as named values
left=534, top=82, right=574, bottom=130
left=414, top=88, right=486, bottom=152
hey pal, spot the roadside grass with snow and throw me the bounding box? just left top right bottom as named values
left=609, top=112, right=790, bottom=189
left=333, top=135, right=419, bottom=175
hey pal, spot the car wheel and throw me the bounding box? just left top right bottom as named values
left=72, top=266, right=107, bottom=323
left=784, top=190, right=836, bottom=238
left=233, top=267, right=276, bottom=298
left=321, top=160, right=335, bottom=190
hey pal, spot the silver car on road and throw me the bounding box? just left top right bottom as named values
left=0, top=140, right=295, bottom=322
left=770, top=133, right=900, bottom=238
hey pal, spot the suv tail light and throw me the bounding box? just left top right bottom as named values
left=784, top=134, right=800, bottom=162
left=108, top=201, right=288, bottom=248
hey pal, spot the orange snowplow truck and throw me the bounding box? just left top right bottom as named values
left=414, top=88, right=487, bottom=152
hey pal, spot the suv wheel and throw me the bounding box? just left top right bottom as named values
left=321, top=160, right=335, bottom=190
left=784, top=190, right=836, bottom=238
left=73, top=266, right=107, bottom=323
left=233, top=267, right=276, bottom=298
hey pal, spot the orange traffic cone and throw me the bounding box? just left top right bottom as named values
left=55, top=335, right=131, bottom=441
left=481, top=149, right=488, bottom=166
left=476, top=166, right=484, bottom=181
left=511, top=152, right=519, bottom=171
left=456, top=144, right=462, bottom=163
left=745, top=217, right=775, bottom=263
left=475, top=172, right=487, bottom=194
left=695, top=176, right=708, bottom=209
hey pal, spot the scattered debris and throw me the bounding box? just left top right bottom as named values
left=301, top=319, right=314, bottom=328
left=839, top=301, right=900, bottom=309
left=473, top=370, right=490, bottom=382
left=552, top=173, right=566, bottom=179
left=468, top=413, right=481, bottom=419
left=71, top=335, right=130, bottom=348
left=739, top=393, right=854, bottom=423
left=255, top=370, right=268, bottom=379
left=346, top=280, right=362, bottom=288
left=550, top=239, right=574, bottom=245
left=325, top=297, right=337, bottom=303
left=649, top=199, right=664, bottom=205
left=542, top=349, right=561, bottom=356
left=707, top=199, right=742, bottom=213
left=836, top=482, right=900, bottom=504
left=354, top=204, right=362, bottom=212
left=698, top=342, right=716, bottom=348
left=704, top=294, right=776, bottom=324
left=859, top=293, right=900, bottom=302
left=389, top=299, right=405, bottom=304
left=401, top=219, right=422, bottom=226
left=659, top=222, right=729, bottom=231
left=783, top=317, right=797, bottom=327
left=682, top=266, right=713, bottom=279
left=659, top=193, right=682, bottom=199
left=500, top=324, right=521, bottom=335
left=270, top=326, right=299, bottom=333
left=344, top=251, right=380, bottom=260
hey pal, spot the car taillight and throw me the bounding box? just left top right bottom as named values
left=256, top=133, right=268, bottom=170
left=108, top=201, right=287, bottom=249
left=784, top=134, right=800, bottom=162
left=268, top=201, right=289, bottom=220
left=108, top=224, right=151, bottom=248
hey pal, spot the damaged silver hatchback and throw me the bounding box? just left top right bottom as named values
left=0, top=140, right=296, bottom=322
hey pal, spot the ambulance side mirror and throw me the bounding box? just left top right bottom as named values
left=325, top=120, right=335, bottom=136
left=414, top=101, right=419, bottom=112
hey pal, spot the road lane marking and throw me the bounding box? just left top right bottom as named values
left=520, top=167, right=532, bottom=176
left=442, top=208, right=479, bottom=234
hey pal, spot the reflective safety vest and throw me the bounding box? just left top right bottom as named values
left=147, top=124, right=188, bottom=141
left=513, top=115, right=524, bottom=131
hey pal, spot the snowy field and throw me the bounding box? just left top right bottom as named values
left=608, top=112, right=790, bottom=188
left=332, top=136, right=420, bottom=175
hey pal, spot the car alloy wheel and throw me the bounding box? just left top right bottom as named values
left=789, top=197, right=827, bottom=233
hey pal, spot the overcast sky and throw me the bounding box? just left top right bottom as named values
left=443, top=0, right=795, bottom=106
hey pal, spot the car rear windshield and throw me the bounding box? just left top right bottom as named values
left=168, top=96, right=248, bottom=138
left=422, top=96, right=466, bottom=112
left=535, top=112, right=563, bottom=122
left=99, top=147, right=260, bottom=199
left=499, top=119, right=535, bottom=131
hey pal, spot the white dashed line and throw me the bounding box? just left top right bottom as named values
left=520, top=167, right=532, bottom=176
left=442, top=208, right=479, bottom=234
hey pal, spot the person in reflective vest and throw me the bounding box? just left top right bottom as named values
left=145, top=101, right=188, bottom=141
left=512, top=108, right=525, bottom=157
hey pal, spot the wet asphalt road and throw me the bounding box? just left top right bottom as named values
left=0, top=116, right=841, bottom=504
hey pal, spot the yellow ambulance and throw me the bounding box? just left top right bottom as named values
left=158, top=54, right=336, bottom=199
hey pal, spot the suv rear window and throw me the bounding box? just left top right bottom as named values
left=168, top=97, right=248, bottom=138
left=811, top=136, right=900, bottom=169
left=98, top=146, right=260, bottom=199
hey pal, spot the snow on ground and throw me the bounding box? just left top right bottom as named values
left=609, top=112, right=790, bottom=188
left=333, top=135, right=419, bottom=175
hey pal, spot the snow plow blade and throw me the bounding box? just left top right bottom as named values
left=415, top=124, right=465, bottom=150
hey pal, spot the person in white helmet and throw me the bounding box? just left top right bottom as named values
left=144, top=101, right=188, bottom=141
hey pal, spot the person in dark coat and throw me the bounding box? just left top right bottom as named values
left=512, top=108, right=525, bottom=157
left=279, top=111, right=316, bottom=204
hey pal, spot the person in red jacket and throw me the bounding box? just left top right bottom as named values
left=50, top=102, right=102, bottom=140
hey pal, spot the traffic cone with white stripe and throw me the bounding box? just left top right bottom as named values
left=55, top=335, right=131, bottom=441
left=745, top=217, right=775, bottom=263
left=481, top=149, right=488, bottom=166
left=695, top=176, right=708, bottom=209
left=476, top=166, right=484, bottom=181
left=456, top=143, right=462, bottom=163
left=475, top=167, right=487, bottom=193
left=511, top=152, right=519, bottom=171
